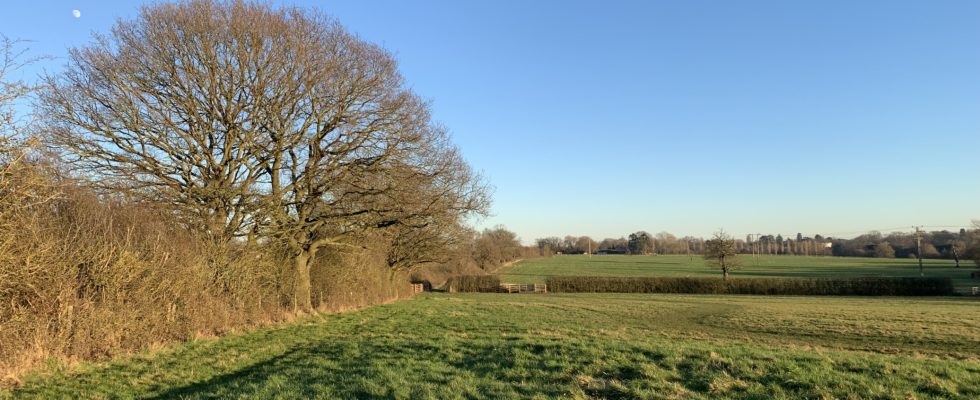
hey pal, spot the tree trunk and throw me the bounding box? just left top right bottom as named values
left=294, top=251, right=313, bottom=313
left=723, top=268, right=729, bottom=281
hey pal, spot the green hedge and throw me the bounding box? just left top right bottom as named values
left=545, top=276, right=955, bottom=296
left=446, top=275, right=501, bottom=293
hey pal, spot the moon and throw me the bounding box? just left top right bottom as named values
left=72, top=9, right=81, bottom=18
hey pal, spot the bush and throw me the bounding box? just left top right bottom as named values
left=545, top=276, right=955, bottom=296
left=0, top=175, right=288, bottom=383
left=0, top=163, right=417, bottom=384
left=445, top=275, right=501, bottom=293
left=310, top=238, right=414, bottom=312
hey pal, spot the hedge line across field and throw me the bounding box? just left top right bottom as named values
left=446, top=275, right=501, bottom=293
left=544, top=276, right=956, bottom=296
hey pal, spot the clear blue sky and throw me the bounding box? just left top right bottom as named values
left=4, top=1, right=979, bottom=243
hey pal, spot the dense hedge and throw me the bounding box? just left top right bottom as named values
left=545, top=276, right=956, bottom=296
left=446, top=275, right=501, bottom=293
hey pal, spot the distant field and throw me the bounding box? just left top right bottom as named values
left=8, top=293, right=979, bottom=399
left=498, top=255, right=979, bottom=293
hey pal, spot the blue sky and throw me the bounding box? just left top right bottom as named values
left=3, top=1, right=979, bottom=242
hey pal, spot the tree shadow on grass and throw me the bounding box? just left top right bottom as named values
left=148, top=344, right=320, bottom=399
left=135, top=336, right=581, bottom=399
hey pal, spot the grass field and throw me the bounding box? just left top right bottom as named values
left=498, top=255, right=979, bottom=293
left=6, top=293, right=980, bottom=399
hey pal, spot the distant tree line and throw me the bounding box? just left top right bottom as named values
left=536, top=231, right=695, bottom=256
left=467, top=226, right=540, bottom=271
left=409, top=225, right=540, bottom=287
left=829, top=229, right=978, bottom=265
left=536, top=226, right=980, bottom=266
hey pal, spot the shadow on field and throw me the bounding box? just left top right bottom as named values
left=147, top=345, right=312, bottom=399
left=12, top=293, right=980, bottom=399
left=142, top=336, right=578, bottom=399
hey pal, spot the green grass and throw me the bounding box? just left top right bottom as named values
left=498, top=255, right=979, bottom=292
left=6, top=293, right=980, bottom=399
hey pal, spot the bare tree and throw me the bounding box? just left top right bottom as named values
left=1, top=35, right=54, bottom=216
left=968, top=221, right=980, bottom=269
left=249, top=25, right=488, bottom=311
left=874, top=242, right=896, bottom=258
left=40, top=2, right=292, bottom=240
left=655, top=231, right=689, bottom=254
left=574, top=236, right=596, bottom=254
left=704, top=230, right=739, bottom=280
left=41, top=0, right=489, bottom=312
left=950, top=240, right=964, bottom=268
left=472, top=227, right=522, bottom=270
left=347, top=143, right=489, bottom=272
left=535, top=237, right=560, bottom=254
left=1, top=35, right=41, bottom=156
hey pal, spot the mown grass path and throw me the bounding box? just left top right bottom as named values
left=6, top=293, right=980, bottom=399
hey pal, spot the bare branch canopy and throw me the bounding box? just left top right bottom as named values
left=41, top=0, right=490, bottom=311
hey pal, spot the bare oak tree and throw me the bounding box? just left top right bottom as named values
left=41, top=0, right=489, bottom=312
left=1, top=35, right=54, bottom=215
left=704, top=230, right=739, bottom=280
left=39, top=1, right=296, bottom=239
left=1, top=35, right=39, bottom=154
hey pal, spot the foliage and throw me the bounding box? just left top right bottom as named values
left=627, top=231, right=654, bottom=255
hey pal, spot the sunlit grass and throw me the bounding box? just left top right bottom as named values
left=498, top=255, right=977, bottom=292
left=6, top=293, right=980, bottom=399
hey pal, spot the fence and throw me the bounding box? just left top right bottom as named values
left=499, top=283, right=547, bottom=294
left=444, top=276, right=548, bottom=293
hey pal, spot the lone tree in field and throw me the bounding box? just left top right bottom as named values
left=627, top=231, right=654, bottom=255
left=41, top=0, right=489, bottom=312
left=704, top=231, right=739, bottom=280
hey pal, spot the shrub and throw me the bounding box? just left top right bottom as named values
left=0, top=163, right=417, bottom=384
left=445, top=275, right=501, bottom=293
left=545, top=276, right=955, bottom=296
left=310, top=238, right=414, bottom=312
left=0, top=175, right=288, bottom=382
